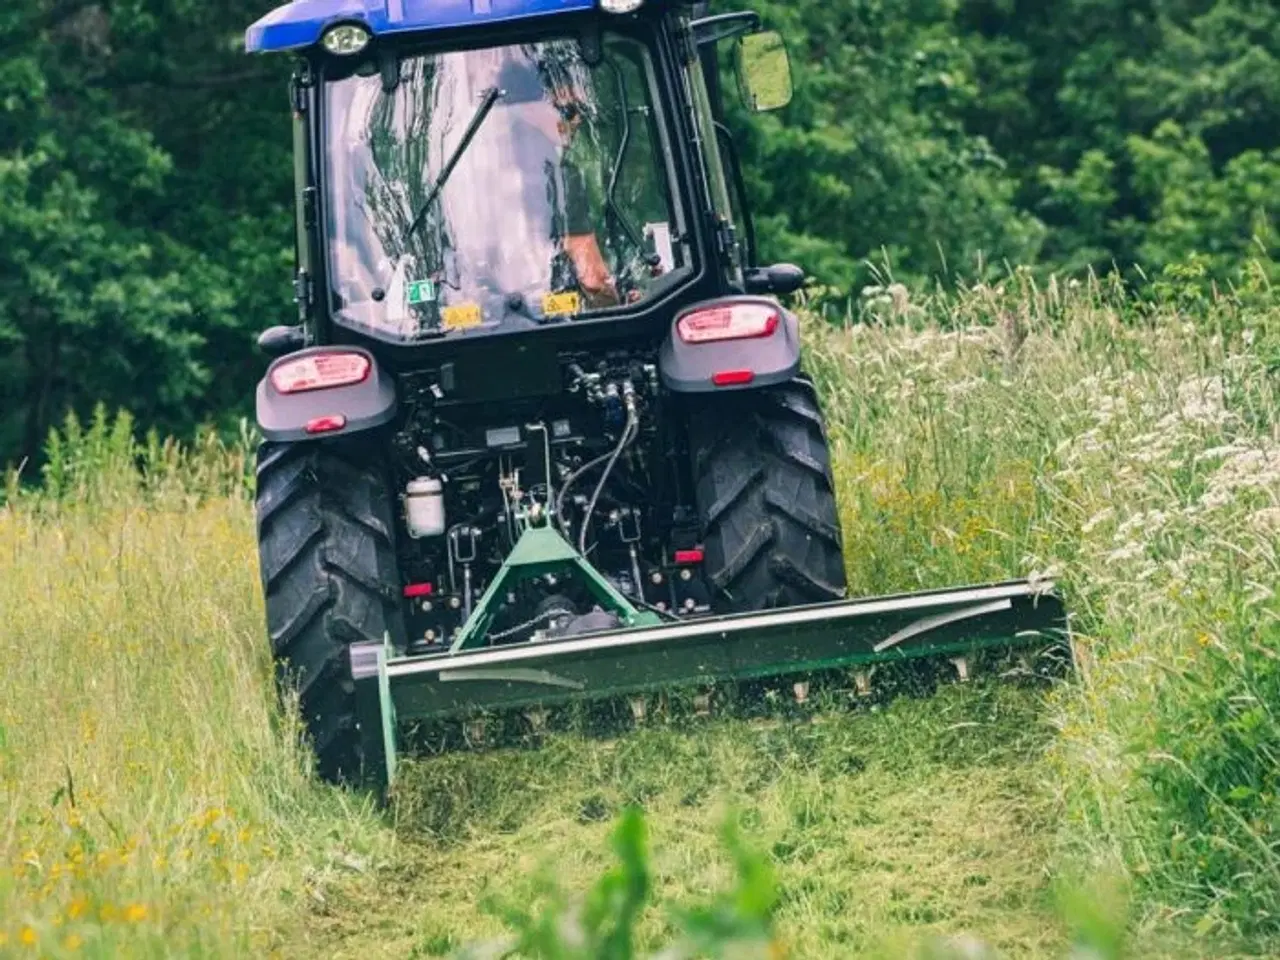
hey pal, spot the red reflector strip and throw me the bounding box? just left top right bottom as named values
left=674, top=548, right=705, bottom=564
left=711, top=369, right=754, bottom=387
left=304, top=414, right=347, bottom=435
left=403, top=582, right=434, bottom=598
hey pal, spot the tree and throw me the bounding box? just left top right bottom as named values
left=0, top=1, right=292, bottom=469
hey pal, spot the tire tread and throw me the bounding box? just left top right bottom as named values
left=690, top=379, right=847, bottom=612
left=255, top=439, right=404, bottom=783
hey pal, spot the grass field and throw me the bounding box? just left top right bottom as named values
left=1, top=271, right=1277, bottom=957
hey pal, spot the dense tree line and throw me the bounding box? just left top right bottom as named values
left=732, top=0, right=1280, bottom=293
left=2, top=0, right=1277, bottom=468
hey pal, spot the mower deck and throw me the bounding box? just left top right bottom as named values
left=350, top=579, right=1068, bottom=788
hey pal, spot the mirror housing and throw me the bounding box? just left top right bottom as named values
left=736, top=31, right=793, bottom=112
left=745, top=264, right=806, bottom=296
left=258, top=325, right=307, bottom=357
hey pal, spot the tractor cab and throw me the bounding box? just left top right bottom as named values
left=247, top=0, right=799, bottom=350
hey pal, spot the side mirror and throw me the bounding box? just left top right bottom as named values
left=735, top=31, right=793, bottom=112
left=745, top=264, right=806, bottom=296
left=258, top=325, right=306, bottom=357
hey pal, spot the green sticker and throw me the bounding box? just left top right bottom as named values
left=407, top=280, right=436, bottom=305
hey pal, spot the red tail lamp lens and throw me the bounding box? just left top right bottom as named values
left=270, top=352, right=371, bottom=394
left=711, top=369, right=755, bottom=387
left=676, top=303, right=780, bottom=344
left=403, top=582, right=434, bottom=598
left=674, top=548, right=705, bottom=564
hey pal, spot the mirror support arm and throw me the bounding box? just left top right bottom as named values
left=714, top=120, right=757, bottom=268
left=690, top=12, right=761, bottom=48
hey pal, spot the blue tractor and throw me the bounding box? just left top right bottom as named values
left=245, top=0, right=1068, bottom=789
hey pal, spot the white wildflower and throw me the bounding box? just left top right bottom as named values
left=1252, top=507, right=1280, bottom=534
left=1195, top=442, right=1251, bottom=464
left=1093, top=394, right=1130, bottom=426
left=1081, top=507, right=1115, bottom=534
left=1175, top=375, right=1228, bottom=426
left=1114, top=510, right=1172, bottom=543
left=1105, top=543, right=1145, bottom=564
left=1246, top=582, right=1274, bottom=606
left=945, top=377, right=984, bottom=398
left=1199, top=443, right=1280, bottom=511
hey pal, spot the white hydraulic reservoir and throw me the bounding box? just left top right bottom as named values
left=405, top=477, right=445, bottom=538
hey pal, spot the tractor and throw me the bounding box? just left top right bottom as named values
left=245, top=0, right=1067, bottom=789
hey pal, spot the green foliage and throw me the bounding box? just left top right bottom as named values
left=0, top=1, right=292, bottom=470
left=449, top=808, right=780, bottom=960
left=717, top=0, right=1046, bottom=298
left=452, top=806, right=1135, bottom=960
left=725, top=0, right=1280, bottom=300
left=1, top=0, right=1279, bottom=465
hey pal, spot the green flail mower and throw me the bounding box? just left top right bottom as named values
left=350, top=512, right=1066, bottom=789
left=243, top=0, right=1070, bottom=793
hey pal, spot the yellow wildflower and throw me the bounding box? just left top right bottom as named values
left=64, top=933, right=83, bottom=951
left=19, top=927, right=36, bottom=946
left=123, top=904, right=148, bottom=923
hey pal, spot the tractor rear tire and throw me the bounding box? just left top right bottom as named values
left=689, top=377, right=847, bottom=611
left=254, top=439, right=405, bottom=784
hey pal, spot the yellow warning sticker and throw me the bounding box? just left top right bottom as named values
left=441, top=303, right=483, bottom=331
left=542, top=291, right=582, bottom=317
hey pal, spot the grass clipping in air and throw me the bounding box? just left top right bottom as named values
left=0, top=269, right=1277, bottom=957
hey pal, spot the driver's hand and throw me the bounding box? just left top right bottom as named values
left=583, top=279, right=621, bottom=309
left=566, top=233, right=620, bottom=308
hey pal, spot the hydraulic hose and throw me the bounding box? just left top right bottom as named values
left=555, top=446, right=618, bottom=538
left=554, top=416, right=636, bottom=538
left=578, top=398, right=639, bottom=557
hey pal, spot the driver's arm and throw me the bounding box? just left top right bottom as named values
left=563, top=162, right=619, bottom=307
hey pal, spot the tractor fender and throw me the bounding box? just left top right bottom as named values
left=256, top=345, right=397, bottom=442
left=658, top=296, right=800, bottom=393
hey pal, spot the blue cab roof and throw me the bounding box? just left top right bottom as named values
left=245, top=0, right=598, bottom=54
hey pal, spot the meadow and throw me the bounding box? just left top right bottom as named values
left=0, top=269, right=1276, bottom=957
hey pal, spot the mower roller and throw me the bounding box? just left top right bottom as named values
left=244, top=0, right=1070, bottom=791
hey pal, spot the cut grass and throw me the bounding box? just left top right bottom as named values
left=305, top=685, right=1067, bottom=959
left=0, top=272, right=1277, bottom=956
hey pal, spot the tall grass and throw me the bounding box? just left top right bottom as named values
left=0, top=411, right=389, bottom=957
left=806, top=266, right=1280, bottom=937
left=0, top=267, right=1276, bottom=955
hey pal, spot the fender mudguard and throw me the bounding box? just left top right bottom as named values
left=256, top=346, right=397, bottom=442
left=658, top=296, right=801, bottom=393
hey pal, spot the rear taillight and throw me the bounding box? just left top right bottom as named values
left=676, top=303, right=780, bottom=344
left=270, top=352, right=371, bottom=394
